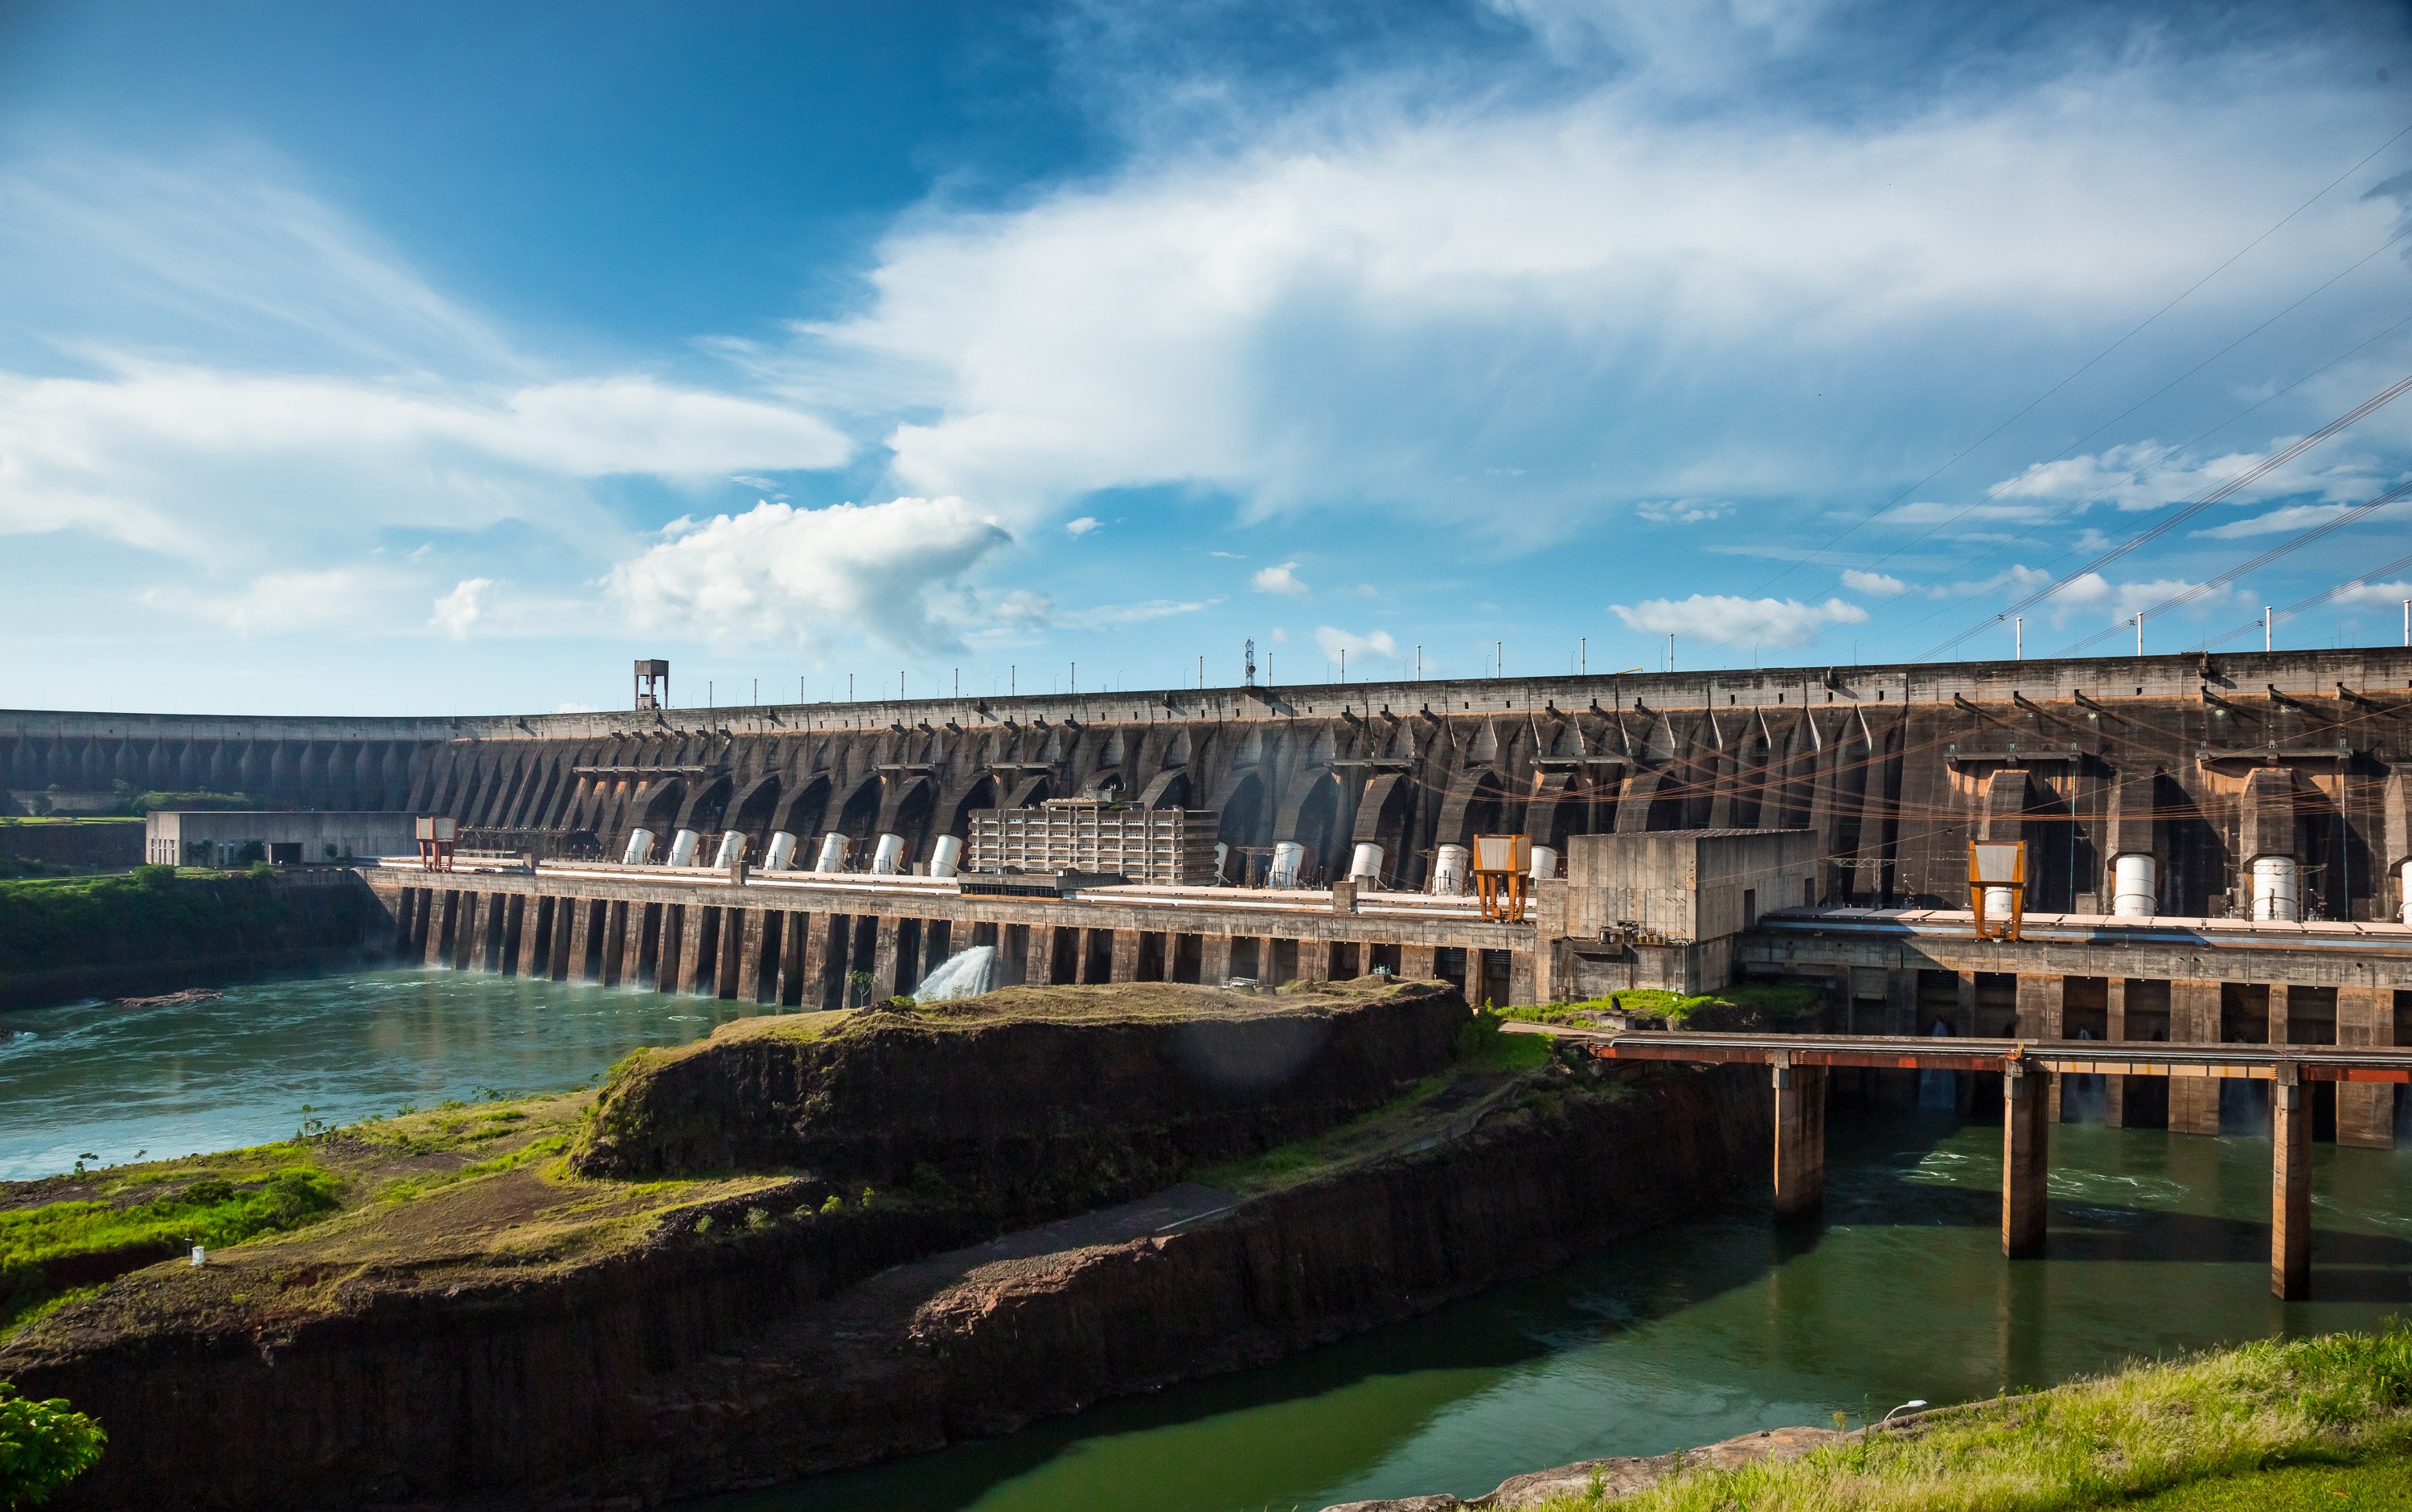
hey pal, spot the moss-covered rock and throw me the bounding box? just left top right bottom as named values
left=570, top=978, right=1470, bottom=1219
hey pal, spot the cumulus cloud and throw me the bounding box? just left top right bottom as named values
left=2045, top=572, right=2235, bottom=629
left=1314, top=625, right=1400, bottom=666
left=602, top=497, right=1012, bottom=652
left=2197, top=497, right=2412, bottom=539
left=1930, top=563, right=2053, bottom=600
left=1840, top=568, right=1907, bottom=596
left=1064, top=515, right=1101, bottom=535
left=1610, top=593, right=1868, bottom=648
left=1252, top=561, right=1309, bottom=596
left=430, top=577, right=496, bottom=640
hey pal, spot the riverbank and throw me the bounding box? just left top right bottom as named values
left=1335, top=1326, right=2412, bottom=1510
left=0, top=984, right=1771, bottom=1510
left=0, top=867, right=379, bottom=1010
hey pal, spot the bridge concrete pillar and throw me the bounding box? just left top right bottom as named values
left=2336, top=986, right=2397, bottom=1149
left=545, top=897, right=574, bottom=981
left=499, top=895, right=527, bottom=977
left=871, top=917, right=904, bottom=1000
left=1771, top=1055, right=1826, bottom=1223
left=775, top=910, right=809, bottom=1006
left=1509, top=952, right=1537, bottom=1007
left=2017, top=975, right=2063, bottom=1121
left=1295, top=936, right=1330, bottom=985
left=2168, top=980, right=2222, bottom=1136
left=2003, top=1060, right=2050, bottom=1258
left=2273, top=1063, right=2311, bottom=1300
left=2266, top=984, right=2291, bottom=1047
left=2103, top=978, right=2129, bottom=1128
left=599, top=900, right=629, bottom=986
left=392, top=887, right=419, bottom=957
left=740, top=910, right=781, bottom=1004
left=679, top=906, right=717, bottom=996
left=1109, top=928, right=1142, bottom=982
left=451, top=894, right=482, bottom=971
left=653, top=903, right=684, bottom=993
left=1955, top=971, right=1977, bottom=1037
left=1201, top=933, right=1233, bottom=986
left=800, top=912, right=838, bottom=1008
left=429, top=890, right=457, bottom=967
left=1401, top=943, right=1437, bottom=982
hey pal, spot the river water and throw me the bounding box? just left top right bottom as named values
left=6, top=971, right=2410, bottom=1510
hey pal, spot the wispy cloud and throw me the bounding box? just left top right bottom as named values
left=1610, top=593, right=1868, bottom=648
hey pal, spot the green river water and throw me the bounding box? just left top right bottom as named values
left=6, top=969, right=2410, bottom=1512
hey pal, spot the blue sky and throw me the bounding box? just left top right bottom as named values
left=3, top=0, right=2410, bottom=716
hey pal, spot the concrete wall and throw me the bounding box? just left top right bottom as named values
left=146, top=811, right=417, bottom=866
left=0, top=818, right=143, bottom=869
left=8, top=646, right=2412, bottom=916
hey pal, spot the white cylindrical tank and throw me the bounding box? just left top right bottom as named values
left=2251, top=855, right=2299, bottom=922
left=1530, top=844, right=1559, bottom=882
left=667, top=828, right=701, bottom=867
left=2401, top=858, right=2412, bottom=927
left=763, top=831, right=799, bottom=871
left=1214, top=841, right=1230, bottom=884
left=1269, top=840, right=1306, bottom=889
left=621, top=828, right=657, bottom=867
left=712, top=830, right=747, bottom=869
left=2110, top=853, right=2157, bottom=917
left=929, top=834, right=965, bottom=879
left=814, top=833, right=851, bottom=872
left=1432, top=843, right=1470, bottom=896
left=1981, top=885, right=2016, bottom=920
left=870, top=833, right=906, bottom=875
left=1348, top=842, right=1384, bottom=886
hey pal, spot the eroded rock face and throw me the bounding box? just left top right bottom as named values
left=572, top=980, right=1469, bottom=1215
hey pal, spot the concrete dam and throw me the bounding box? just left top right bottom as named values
left=7, top=645, right=2412, bottom=1148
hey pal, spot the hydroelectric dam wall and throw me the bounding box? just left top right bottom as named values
left=8, top=647, right=2412, bottom=920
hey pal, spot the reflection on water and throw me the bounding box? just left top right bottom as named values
left=708, top=1108, right=2412, bottom=1512
left=0, top=968, right=768, bottom=1181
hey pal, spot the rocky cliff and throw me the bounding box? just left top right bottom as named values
left=4, top=986, right=1768, bottom=1510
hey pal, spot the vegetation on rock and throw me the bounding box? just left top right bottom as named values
left=0, top=870, right=367, bottom=977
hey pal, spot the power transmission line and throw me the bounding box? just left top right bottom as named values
left=1918, top=371, right=2412, bottom=658
left=2196, top=547, right=2412, bottom=650
left=2058, top=477, right=2412, bottom=654
left=1856, top=310, right=2412, bottom=650
left=1742, top=121, right=2412, bottom=600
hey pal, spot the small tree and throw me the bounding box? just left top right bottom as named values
left=0, top=1383, right=105, bottom=1506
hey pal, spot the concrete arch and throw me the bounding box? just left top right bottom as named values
left=729, top=772, right=784, bottom=850
left=1138, top=768, right=1190, bottom=809
left=1210, top=768, right=1269, bottom=850
left=1350, top=772, right=1417, bottom=887
left=1434, top=766, right=1506, bottom=848
left=1275, top=768, right=1344, bottom=882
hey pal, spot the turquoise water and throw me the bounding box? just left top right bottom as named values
left=706, top=1109, right=2412, bottom=1512
left=6, top=976, right=2408, bottom=1511
left=0, top=967, right=770, bottom=1180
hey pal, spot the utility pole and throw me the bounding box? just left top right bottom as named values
left=2264, top=608, right=2273, bottom=652
left=1198, top=654, right=1204, bottom=688
left=1416, top=645, right=1422, bottom=680
left=1667, top=633, right=1676, bottom=673
left=1495, top=640, right=1502, bottom=678
left=1339, top=648, right=1346, bottom=682
left=847, top=674, right=853, bottom=700
left=2013, top=617, right=2022, bottom=660
left=1245, top=639, right=1256, bottom=686
left=1581, top=636, right=1586, bottom=676
left=1070, top=662, right=1077, bottom=695
left=2135, top=612, right=2144, bottom=656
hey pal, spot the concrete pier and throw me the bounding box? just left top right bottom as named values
left=1772, top=1056, right=1826, bottom=1222
left=2002, top=1060, right=2050, bottom=1258
left=2273, top=1063, right=2311, bottom=1300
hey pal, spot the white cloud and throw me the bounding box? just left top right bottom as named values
left=1610, top=592, right=1868, bottom=648
left=1314, top=625, right=1401, bottom=666
left=1840, top=568, right=1907, bottom=596
left=789, top=47, right=2398, bottom=537
left=1985, top=440, right=2375, bottom=515
left=2197, top=498, right=2412, bottom=539
left=602, top=497, right=1012, bottom=652
left=1637, top=498, right=1733, bottom=523
left=2336, top=579, right=2412, bottom=606
left=2045, top=572, right=2235, bottom=629
left=430, top=577, right=496, bottom=640
left=1930, top=563, right=2053, bottom=600
left=1252, top=561, right=1309, bottom=596
left=1064, top=515, right=1101, bottom=535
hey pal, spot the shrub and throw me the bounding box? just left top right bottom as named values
left=0, top=1383, right=104, bottom=1507
left=129, top=865, right=176, bottom=891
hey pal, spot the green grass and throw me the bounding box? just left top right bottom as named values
left=1, top=1168, right=343, bottom=1332
left=1503, top=983, right=1824, bottom=1032
left=2125, top=1457, right=2412, bottom=1508
left=1532, top=1327, right=2412, bottom=1510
